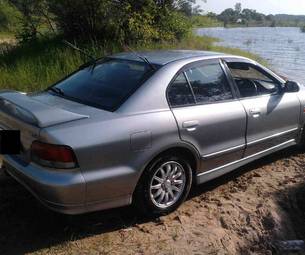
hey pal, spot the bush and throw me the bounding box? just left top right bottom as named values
left=10, top=0, right=192, bottom=45
left=47, top=0, right=114, bottom=41
left=0, top=0, right=21, bottom=32
left=157, top=10, right=191, bottom=41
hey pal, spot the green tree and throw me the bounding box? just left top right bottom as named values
left=207, top=12, right=217, bottom=19
left=174, top=0, right=205, bottom=16
left=218, top=8, right=237, bottom=26
left=49, top=0, right=191, bottom=43
left=8, top=0, right=195, bottom=44
left=9, top=0, right=53, bottom=41
left=241, top=8, right=265, bottom=22
left=234, top=2, right=242, bottom=15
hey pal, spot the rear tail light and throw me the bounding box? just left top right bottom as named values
left=30, top=141, right=78, bottom=169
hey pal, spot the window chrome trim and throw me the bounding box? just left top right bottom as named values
left=183, top=71, right=197, bottom=104
left=169, top=98, right=239, bottom=109
left=238, top=92, right=282, bottom=101
left=224, top=61, right=284, bottom=100
left=184, top=61, right=234, bottom=105
left=166, top=58, right=236, bottom=109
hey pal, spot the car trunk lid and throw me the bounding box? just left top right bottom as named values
left=0, top=91, right=89, bottom=163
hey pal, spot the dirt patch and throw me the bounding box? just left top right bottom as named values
left=0, top=38, right=17, bottom=54
left=0, top=38, right=16, bottom=45
left=1, top=147, right=305, bottom=254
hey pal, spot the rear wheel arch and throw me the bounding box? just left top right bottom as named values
left=144, top=146, right=199, bottom=176
left=133, top=147, right=197, bottom=215
left=134, top=145, right=200, bottom=194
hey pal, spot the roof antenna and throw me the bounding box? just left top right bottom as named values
left=124, top=45, right=156, bottom=71
left=63, top=40, right=101, bottom=72
left=63, top=40, right=96, bottom=62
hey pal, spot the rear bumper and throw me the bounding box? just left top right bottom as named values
left=3, top=155, right=87, bottom=214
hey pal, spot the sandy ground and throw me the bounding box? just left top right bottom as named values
left=1, top=147, right=305, bottom=255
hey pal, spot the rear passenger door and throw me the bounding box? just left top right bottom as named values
left=225, top=60, right=300, bottom=156
left=168, top=59, right=247, bottom=173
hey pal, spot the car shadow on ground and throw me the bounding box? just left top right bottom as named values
left=0, top=147, right=302, bottom=254
left=273, top=182, right=305, bottom=255
left=238, top=174, right=305, bottom=255
left=190, top=146, right=302, bottom=199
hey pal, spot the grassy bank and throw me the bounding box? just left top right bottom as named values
left=190, top=15, right=222, bottom=28
left=0, top=32, right=15, bottom=39
left=0, top=35, right=266, bottom=92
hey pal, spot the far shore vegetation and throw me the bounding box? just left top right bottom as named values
left=0, top=0, right=299, bottom=92
left=203, top=3, right=305, bottom=28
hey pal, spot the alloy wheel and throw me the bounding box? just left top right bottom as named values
left=149, top=161, right=186, bottom=208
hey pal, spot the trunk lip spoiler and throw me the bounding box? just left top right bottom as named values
left=0, top=91, right=89, bottom=128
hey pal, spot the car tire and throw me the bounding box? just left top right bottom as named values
left=134, top=154, right=193, bottom=216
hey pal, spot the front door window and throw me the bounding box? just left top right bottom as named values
left=227, top=62, right=281, bottom=98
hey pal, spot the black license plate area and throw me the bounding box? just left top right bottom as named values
left=0, top=130, right=21, bottom=154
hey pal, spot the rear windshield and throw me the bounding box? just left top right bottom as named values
left=51, top=58, right=158, bottom=111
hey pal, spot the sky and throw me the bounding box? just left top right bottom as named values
left=199, top=0, right=305, bottom=15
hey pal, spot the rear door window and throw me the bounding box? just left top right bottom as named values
left=168, top=73, right=195, bottom=107
left=185, top=63, right=233, bottom=104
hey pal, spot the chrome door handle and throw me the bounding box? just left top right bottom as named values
left=182, top=120, right=199, bottom=131
left=249, top=108, right=261, bottom=117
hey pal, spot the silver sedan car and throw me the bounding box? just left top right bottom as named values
left=1, top=50, right=304, bottom=215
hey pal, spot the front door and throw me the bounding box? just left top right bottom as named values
left=167, top=59, right=247, bottom=173
left=225, top=60, right=301, bottom=156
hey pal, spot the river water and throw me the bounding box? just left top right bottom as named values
left=196, top=27, right=305, bottom=84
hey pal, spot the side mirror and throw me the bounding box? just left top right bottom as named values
left=284, top=80, right=300, bottom=93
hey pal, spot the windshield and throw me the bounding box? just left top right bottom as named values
left=51, top=58, right=158, bottom=111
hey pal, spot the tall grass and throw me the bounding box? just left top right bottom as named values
left=0, top=35, right=266, bottom=92
left=0, top=38, right=90, bottom=91
left=0, top=31, right=15, bottom=40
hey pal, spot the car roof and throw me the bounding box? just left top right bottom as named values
left=110, top=50, right=227, bottom=65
